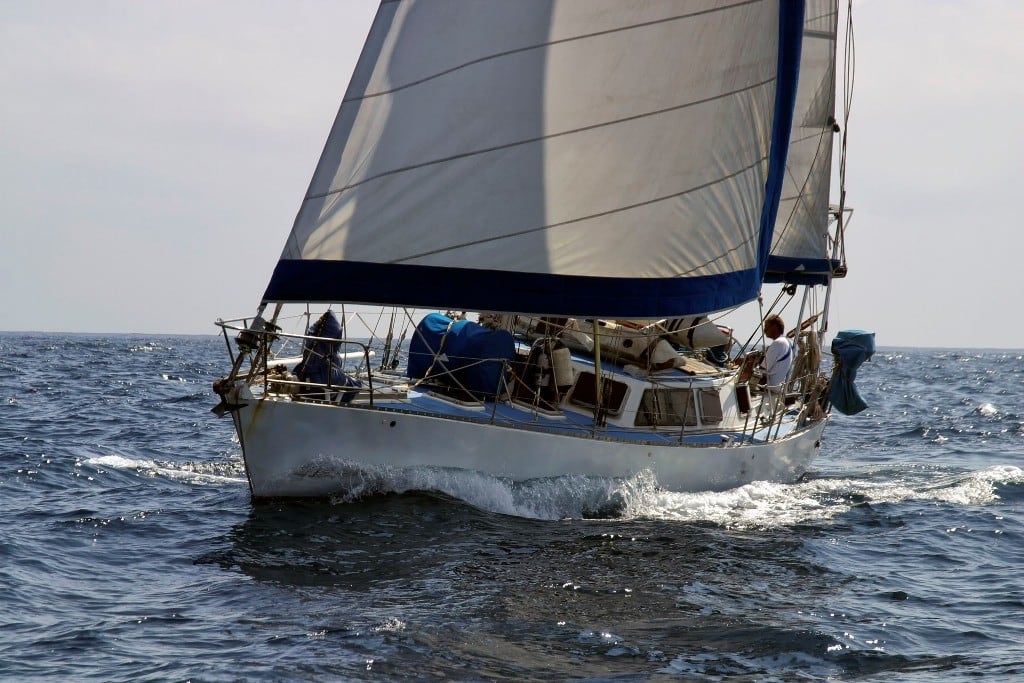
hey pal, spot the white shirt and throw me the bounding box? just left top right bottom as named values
left=763, top=335, right=792, bottom=389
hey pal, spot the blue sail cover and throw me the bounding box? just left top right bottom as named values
left=829, top=330, right=874, bottom=415
left=294, top=311, right=362, bottom=401
left=262, top=1, right=806, bottom=318
left=408, top=313, right=514, bottom=397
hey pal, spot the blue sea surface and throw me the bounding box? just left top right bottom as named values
left=1, top=334, right=1022, bottom=681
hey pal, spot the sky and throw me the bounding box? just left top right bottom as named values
left=2, top=1, right=1022, bottom=348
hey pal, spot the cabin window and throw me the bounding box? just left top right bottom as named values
left=568, top=371, right=628, bottom=415
left=634, top=388, right=698, bottom=427
left=699, top=388, right=723, bottom=424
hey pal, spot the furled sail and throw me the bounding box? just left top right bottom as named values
left=263, top=0, right=806, bottom=317
left=765, top=0, right=839, bottom=285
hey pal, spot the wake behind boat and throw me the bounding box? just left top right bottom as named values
left=213, top=0, right=873, bottom=501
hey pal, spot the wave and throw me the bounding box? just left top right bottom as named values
left=659, top=630, right=969, bottom=680
left=308, top=461, right=649, bottom=520
left=272, top=456, right=1024, bottom=527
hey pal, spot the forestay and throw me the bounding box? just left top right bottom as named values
left=263, top=0, right=806, bottom=317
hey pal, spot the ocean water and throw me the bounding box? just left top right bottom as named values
left=1, top=334, right=1022, bottom=682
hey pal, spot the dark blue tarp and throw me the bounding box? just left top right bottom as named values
left=407, top=313, right=514, bottom=397
left=294, top=311, right=361, bottom=401
left=829, top=330, right=875, bottom=415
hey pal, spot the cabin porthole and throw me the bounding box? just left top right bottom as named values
left=389, top=420, right=397, bottom=428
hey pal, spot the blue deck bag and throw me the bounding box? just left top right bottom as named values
left=294, top=311, right=361, bottom=401
left=407, top=313, right=514, bottom=397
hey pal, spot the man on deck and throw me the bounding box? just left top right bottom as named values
left=761, top=314, right=792, bottom=394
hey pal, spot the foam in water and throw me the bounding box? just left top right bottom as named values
left=323, top=461, right=647, bottom=520
left=308, top=455, right=1024, bottom=526
left=977, top=402, right=998, bottom=416
left=371, top=617, right=406, bottom=633
left=88, top=450, right=1024, bottom=527
left=924, top=465, right=1024, bottom=505
left=84, top=454, right=246, bottom=485
left=634, top=465, right=1024, bottom=527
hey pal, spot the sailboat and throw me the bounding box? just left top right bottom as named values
left=213, top=0, right=873, bottom=501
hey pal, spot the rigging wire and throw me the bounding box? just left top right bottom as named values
left=836, top=0, right=855, bottom=268
left=820, top=0, right=855, bottom=335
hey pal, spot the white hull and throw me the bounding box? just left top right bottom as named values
left=231, top=392, right=827, bottom=499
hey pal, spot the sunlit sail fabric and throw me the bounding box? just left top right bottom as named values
left=263, top=0, right=806, bottom=317
left=765, top=0, right=838, bottom=284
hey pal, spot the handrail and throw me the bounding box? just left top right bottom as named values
left=216, top=318, right=376, bottom=405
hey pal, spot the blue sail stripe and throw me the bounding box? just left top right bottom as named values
left=756, top=0, right=806, bottom=284
left=262, top=260, right=758, bottom=318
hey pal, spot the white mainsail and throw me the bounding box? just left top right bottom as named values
left=263, top=0, right=806, bottom=317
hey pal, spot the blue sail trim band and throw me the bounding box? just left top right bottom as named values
left=756, top=0, right=806, bottom=283
left=763, top=272, right=830, bottom=286
left=763, top=255, right=840, bottom=285
left=262, top=259, right=759, bottom=318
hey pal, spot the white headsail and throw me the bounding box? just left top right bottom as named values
left=766, top=0, right=839, bottom=284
